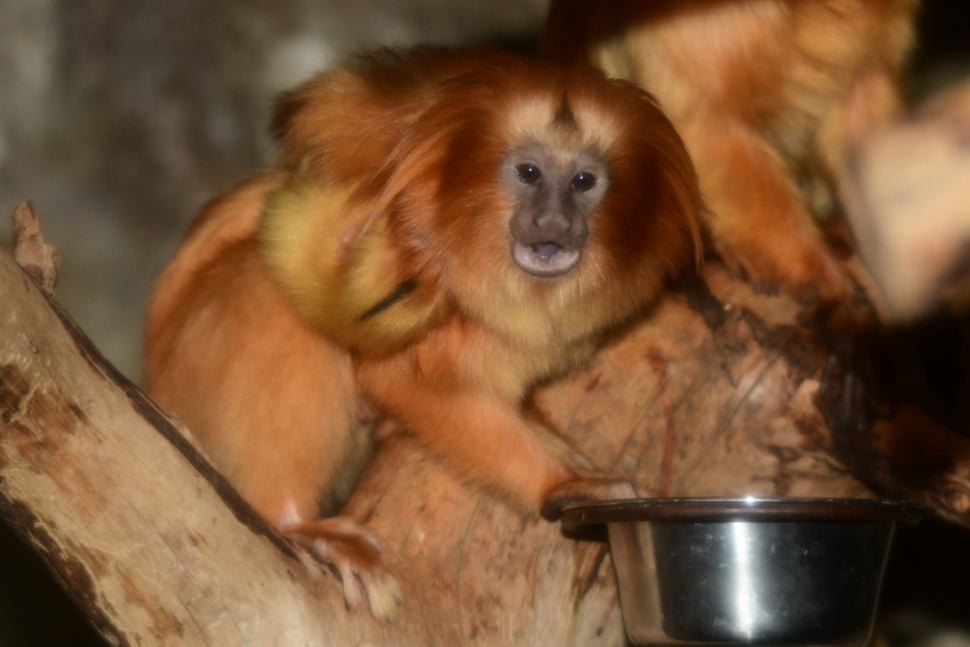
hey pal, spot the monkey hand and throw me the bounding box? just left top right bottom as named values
left=715, top=233, right=877, bottom=331
left=282, top=516, right=403, bottom=621
left=539, top=476, right=639, bottom=522
left=715, top=231, right=851, bottom=303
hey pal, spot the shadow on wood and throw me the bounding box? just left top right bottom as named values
left=2, top=206, right=969, bottom=645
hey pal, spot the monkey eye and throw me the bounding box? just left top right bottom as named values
left=572, top=172, right=596, bottom=191
left=515, top=163, right=542, bottom=185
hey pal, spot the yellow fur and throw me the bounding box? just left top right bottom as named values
left=259, top=180, right=446, bottom=354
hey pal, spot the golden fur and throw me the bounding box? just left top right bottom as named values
left=545, top=0, right=919, bottom=308
left=145, top=47, right=702, bottom=615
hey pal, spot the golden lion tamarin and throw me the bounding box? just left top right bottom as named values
left=545, top=0, right=919, bottom=310
left=144, top=48, right=702, bottom=617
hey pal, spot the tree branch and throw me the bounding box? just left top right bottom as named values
left=2, top=206, right=969, bottom=646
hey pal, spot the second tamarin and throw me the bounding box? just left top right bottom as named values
left=546, top=0, right=919, bottom=311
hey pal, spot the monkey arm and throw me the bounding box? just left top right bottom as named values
left=375, top=384, right=576, bottom=512
left=358, top=361, right=636, bottom=518
left=679, top=116, right=850, bottom=304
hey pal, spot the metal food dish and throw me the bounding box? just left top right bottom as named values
left=561, top=497, right=932, bottom=647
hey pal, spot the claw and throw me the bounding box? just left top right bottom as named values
left=715, top=232, right=854, bottom=314
left=752, top=281, right=779, bottom=296
left=282, top=516, right=401, bottom=620
left=358, top=567, right=404, bottom=621
left=541, top=477, right=637, bottom=521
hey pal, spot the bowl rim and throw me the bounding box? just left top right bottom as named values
left=560, top=497, right=935, bottom=531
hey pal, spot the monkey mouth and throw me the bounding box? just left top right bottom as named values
left=512, top=241, right=581, bottom=278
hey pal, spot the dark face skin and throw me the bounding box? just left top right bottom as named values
left=504, top=142, right=610, bottom=278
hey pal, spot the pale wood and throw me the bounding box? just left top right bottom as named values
left=0, top=247, right=361, bottom=646
left=3, top=208, right=970, bottom=646
left=844, top=78, right=970, bottom=319
left=12, top=200, right=59, bottom=296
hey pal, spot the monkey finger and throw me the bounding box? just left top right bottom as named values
left=541, top=477, right=637, bottom=521
left=320, top=516, right=384, bottom=555
left=356, top=568, right=403, bottom=622
left=752, top=281, right=780, bottom=297
left=312, top=538, right=363, bottom=612
left=284, top=516, right=384, bottom=559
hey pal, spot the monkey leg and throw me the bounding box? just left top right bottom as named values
left=683, top=117, right=851, bottom=304
left=146, top=239, right=399, bottom=618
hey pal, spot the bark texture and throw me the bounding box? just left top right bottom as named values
left=2, top=208, right=969, bottom=646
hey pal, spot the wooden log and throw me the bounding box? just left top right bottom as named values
left=3, top=205, right=969, bottom=645
left=0, top=227, right=356, bottom=645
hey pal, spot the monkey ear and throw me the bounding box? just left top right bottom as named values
left=259, top=181, right=449, bottom=354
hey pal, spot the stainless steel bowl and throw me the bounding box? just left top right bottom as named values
left=561, top=498, right=932, bottom=647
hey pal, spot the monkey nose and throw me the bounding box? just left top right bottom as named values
left=532, top=212, right=572, bottom=236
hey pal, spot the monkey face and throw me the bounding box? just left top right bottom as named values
left=504, top=144, right=610, bottom=278
left=264, top=49, right=703, bottom=350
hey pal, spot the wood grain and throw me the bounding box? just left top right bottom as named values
left=3, top=209, right=969, bottom=644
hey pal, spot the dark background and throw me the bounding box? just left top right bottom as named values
left=0, top=1, right=968, bottom=645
